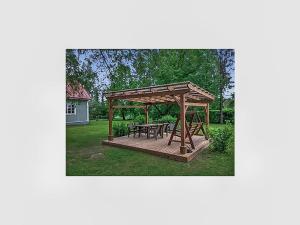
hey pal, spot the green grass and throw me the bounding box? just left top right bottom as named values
left=66, top=120, right=234, bottom=176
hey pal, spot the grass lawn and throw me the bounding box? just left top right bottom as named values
left=66, top=120, right=234, bottom=176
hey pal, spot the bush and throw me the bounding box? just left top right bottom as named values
left=198, top=108, right=234, bottom=124
left=223, top=108, right=234, bottom=123
left=226, top=130, right=234, bottom=153
left=89, top=100, right=108, bottom=120
left=157, top=115, right=177, bottom=123
left=209, top=122, right=234, bottom=153
left=113, top=122, right=127, bottom=137
left=133, top=115, right=146, bottom=124
left=208, top=110, right=219, bottom=123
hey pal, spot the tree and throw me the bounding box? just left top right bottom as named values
left=66, top=49, right=235, bottom=123
left=216, top=49, right=235, bottom=123
left=144, top=49, right=221, bottom=112
left=106, top=49, right=222, bottom=119
left=66, top=49, right=81, bottom=85
left=66, top=49, right=98, bottom=94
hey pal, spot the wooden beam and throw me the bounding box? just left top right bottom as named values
left=185, top=121, right=195, bottom=149
left=187, top=83, right=215, bottom=100
left=127, top=99, right=175, bottom=104
left=186, top=94, right=211, bottom=102
left=107, top=89, right=189, bottom=100
left=172, top=95, right=181, bottom=106
left=105, top=81, right=189, bottom=94
left=168, top=117, right=180, bottom=146
left=186, top=94, right=204, bottom=101
left=180, top=94, right=187, bottom=154
left=104, top=82, right=215, bottom=104
left=151, top=96, right=172, bottom=102
left=185, top=102, right=208, bottom=107
left=144, top=105, right=149, bottom=124
left=108, top=98, right=113, bottom=141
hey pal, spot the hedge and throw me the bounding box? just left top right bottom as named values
left=198, top=108, right=234, bottom=124
left=94, top=108, right=234, bottom=124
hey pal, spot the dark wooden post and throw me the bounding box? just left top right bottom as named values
left=108, top=98, right=113, bottom=141
left=144, top=105, right=149, bottom=124
left=180, top=94, right=187, bottom=154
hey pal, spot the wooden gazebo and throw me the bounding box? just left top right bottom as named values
left=104, top=82, right=215, bottom=158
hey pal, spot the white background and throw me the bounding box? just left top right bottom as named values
left=1, top=0, right=300, bottom=224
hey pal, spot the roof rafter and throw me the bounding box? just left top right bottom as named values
left=104, top=82, right=215, bottom=104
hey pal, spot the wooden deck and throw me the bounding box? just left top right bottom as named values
left=102, top=134, right=210, bottom=162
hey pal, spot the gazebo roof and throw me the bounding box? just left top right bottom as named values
left=104, top=81, right=215, bottom=105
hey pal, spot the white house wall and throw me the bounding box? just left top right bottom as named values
left=66, top=100, right=89, bottom=125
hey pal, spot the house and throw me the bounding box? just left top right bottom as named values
left=66, top=83, right=91, bottom=125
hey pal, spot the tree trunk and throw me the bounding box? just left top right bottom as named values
left=101, top=92, right=104, bottom=103
left=121, top=110, right=126, bottom=120
left=219, top=88, right=224, bottom=124
left=108, top=98, right=113, bottom=141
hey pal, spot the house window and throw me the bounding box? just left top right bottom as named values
left=66, top=103, right=76, bottom=115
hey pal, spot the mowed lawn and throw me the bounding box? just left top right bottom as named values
left=66, top=120, right=234, bottom=176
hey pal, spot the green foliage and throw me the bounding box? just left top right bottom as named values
left=209, top=122, right=234, bottom=153
left=112, top=122, right=127, bottom=137
left=224, top=98, right=234, bottom=109
left=226, top=131, right=235, bottom=154
left=66, top=49, right=98, bottom=95
left=197, top=108, right=234, bottom=124
left=89, top=100, right=108, bottom=120
left=212, top=109, right=234, bottom=123
left=104, top=49, right=222, bottom=108
left=208, top=110, right=219, bottom=124
left=157, top=115, right=177, bottom=123
left=89, top=100, right=101, bottom=120
left=223, top=109, right=234, bottom=123
left=133, top=115, right=145, bottom=124
left=66, top=49, right=235, bottom=125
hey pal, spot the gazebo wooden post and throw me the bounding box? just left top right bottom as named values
left=144, top=105, right=149, bottom=124
left=180, top=94, right=187, bottom=154
left=108, top=98, right=114, bottom=141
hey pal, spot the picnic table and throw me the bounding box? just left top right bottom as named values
left=135, top=123, right=166, bottom=139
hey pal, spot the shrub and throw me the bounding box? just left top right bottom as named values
left=209, top=122, right=234, bottom=153
left=226, top=130, right=235, bottom=153
left=113, top=122, right=127, bottom=137
left=133, top=115, right=146, bottom=124
left=223, top=108, right=234, bottom=124
left=198, top=108, right=234, bottom=124
left=114, top=115, right=122, bottom=120
left=208, top=110, right=219, bottom=123
left=89, top=100, right=108, bottom=120
left=125, top=114, right=134, bottom=120
left=158, top=115, right=177, bottom=123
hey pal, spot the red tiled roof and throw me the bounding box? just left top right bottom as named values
left=66, top=83, right=91, bottom=100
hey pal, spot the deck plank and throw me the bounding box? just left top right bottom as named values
left=102, top=134, right=209, bottom=162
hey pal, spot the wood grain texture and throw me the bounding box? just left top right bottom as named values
left=103, top=134, right=209, bottom=162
